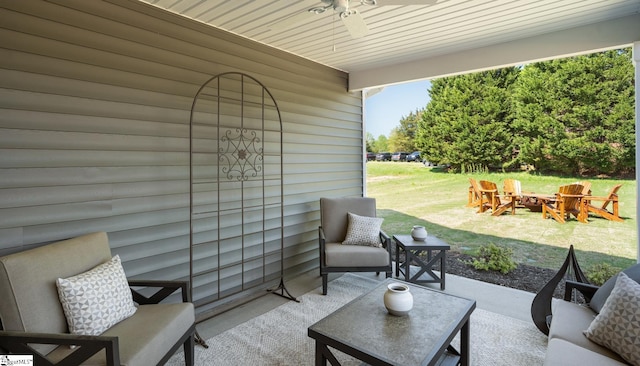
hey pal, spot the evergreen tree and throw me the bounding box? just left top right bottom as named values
left=415, top=67, right=520, bottom=171
left=512, top=48, right=635, bottom=175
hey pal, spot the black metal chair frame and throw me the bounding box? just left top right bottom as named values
left=0, top=280, right=196, bottom=366
left=318, top=197, right=394, bottom=295
left=318, top=226, right=392, bottom=295
left=318, top=228, right=393, bottom=295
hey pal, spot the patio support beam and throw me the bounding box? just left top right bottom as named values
left=634, top=41, right=640, bottom=263
left=349, top=14, right=640, bottom=91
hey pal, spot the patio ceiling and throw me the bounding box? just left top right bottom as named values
left=140, top=0, right=640, bottom=90
left=139, top=0, right=640, bottom=90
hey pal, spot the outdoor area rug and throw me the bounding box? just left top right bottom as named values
left=167, top=273, right=547, bottom=366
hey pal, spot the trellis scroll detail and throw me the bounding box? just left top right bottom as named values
left=220, top=128, right=263, bottom=181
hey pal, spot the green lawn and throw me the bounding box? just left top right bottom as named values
left=366, top=162, right=638, bottom=272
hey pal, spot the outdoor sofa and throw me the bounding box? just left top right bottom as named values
left=544, top=263, right=640, bottom=366
left=0, top=232, right=196, bottom=365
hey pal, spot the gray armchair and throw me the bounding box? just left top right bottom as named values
left=319, top=197, right=392, bottom=295
left=0, top=232, right=195, bottom=366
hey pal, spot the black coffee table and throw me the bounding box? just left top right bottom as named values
left=308, top=278, right=476, bottom=366
left=393, top=234, right=450, bottom=290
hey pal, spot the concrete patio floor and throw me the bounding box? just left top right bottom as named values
left=195, top=267, right=539, bottom=340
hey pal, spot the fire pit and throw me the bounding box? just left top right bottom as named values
left=521, top=196, right=543, bottom=212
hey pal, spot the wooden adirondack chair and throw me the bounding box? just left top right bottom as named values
left=503, top=178, right=531, bottom=208
left=503, top=178, right=521, bottom=195
left=468, top=178, right=491, bottom=213
left=467, top=178, right=481, bottom=207
left=479, top=180, right=516, bottom=216
left=541, top=184, right=587, bottom=223
left=581, top=184, right=623, bottom=222
left=574, top=181, right=592, bottom=195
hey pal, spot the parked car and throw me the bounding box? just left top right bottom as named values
left=366, top=152, right=376, bottom=161
left=375, top=152, right=392, bottom=161
left=391, top=152, right=408, bottom=162
left=406, top=151, right=422, bottom=162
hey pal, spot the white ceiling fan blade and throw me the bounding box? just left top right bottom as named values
left=341, top=10, right=369, bottom=39
left=377, top=0, right=438, bottom=5
left=269, top=10, right=316, bottom=31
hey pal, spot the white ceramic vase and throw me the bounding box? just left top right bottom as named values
left=411, top=225, right=428, bottom=241
left=383, top=283, right=413, bottom=316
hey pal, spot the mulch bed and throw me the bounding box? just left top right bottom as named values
left=444, top=251, right=565, bottom=298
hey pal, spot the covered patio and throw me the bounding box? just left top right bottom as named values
left=1, top=1, right=639, bottom=363
left=2, top=0, right=638, bottom=313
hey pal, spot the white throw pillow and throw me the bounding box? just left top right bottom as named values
left=584, top=272, right=640, bottom=366
left=342, top=212, right=383, bottom=248
left=56, top=255, right=137, bottom=336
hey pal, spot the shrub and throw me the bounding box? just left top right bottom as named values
left=587, top=263, right=620, bottom=286
left=470, top=243, right=517, bottom=274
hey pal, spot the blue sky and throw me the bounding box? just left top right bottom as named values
left=364, top=80, right=432, bottom=138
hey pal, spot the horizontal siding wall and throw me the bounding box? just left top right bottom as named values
left=0, top=0, right=364, bottom=311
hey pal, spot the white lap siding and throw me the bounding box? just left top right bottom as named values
left=0, top=0, right=364, bottom=316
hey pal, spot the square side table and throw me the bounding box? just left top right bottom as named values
left=393, top=234, right=450, bottom=290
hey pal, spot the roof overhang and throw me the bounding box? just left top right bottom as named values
left=139, top=0, right=640, bottom=91
left=350, top=13, right=640, bottom=90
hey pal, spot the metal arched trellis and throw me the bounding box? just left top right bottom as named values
left=189, top=72, right=297, bottom=319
